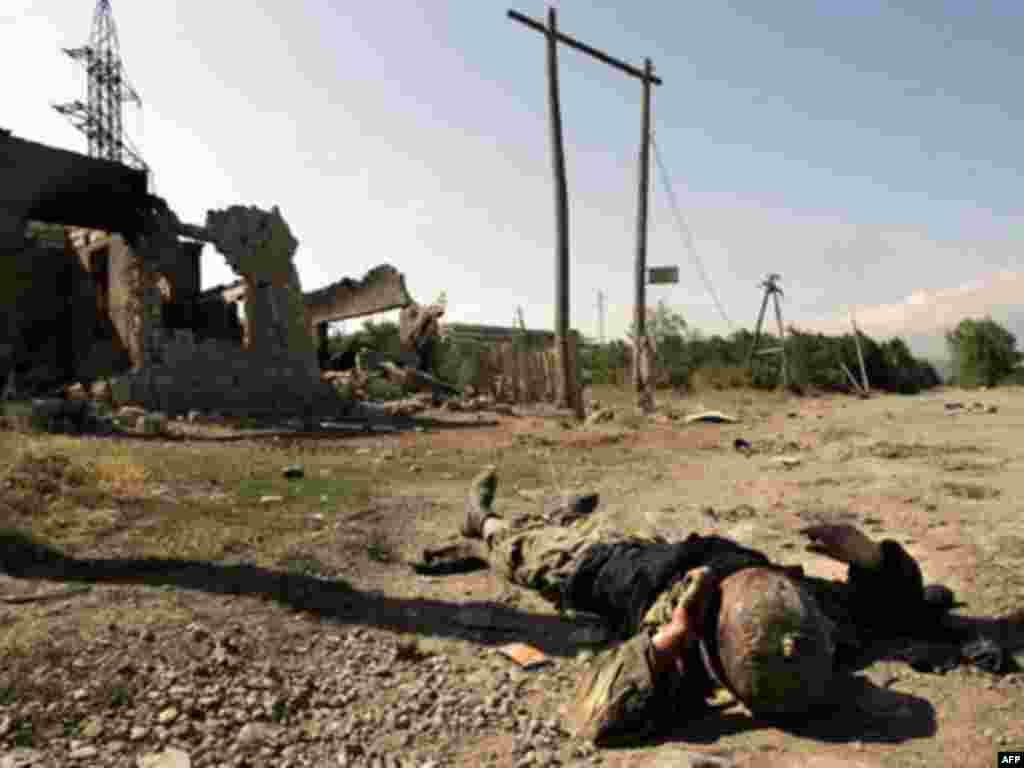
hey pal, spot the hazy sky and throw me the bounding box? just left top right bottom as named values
left=5, top=1, right=1023, bottom=357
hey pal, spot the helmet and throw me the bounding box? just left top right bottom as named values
left=703, top=567, right=835, bottom=716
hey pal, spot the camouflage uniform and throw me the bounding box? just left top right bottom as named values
left=485, top=512, right=638, bottom=608
left=485, top=517, right=1006, bottom=746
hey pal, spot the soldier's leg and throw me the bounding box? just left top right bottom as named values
left=486, top=522, right=599, bottom=606
left=463, top=466, right=600, bottom=606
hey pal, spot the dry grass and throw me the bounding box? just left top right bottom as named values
left=0, top=428, right=378, bottom=565
left=92, top=455, right=150, bottom=496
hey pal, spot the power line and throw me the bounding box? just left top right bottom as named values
left=53, top=0, right=146, bottom=171
left=650, top=130, right=736, bottom=331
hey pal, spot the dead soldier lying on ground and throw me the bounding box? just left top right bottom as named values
left=420, top=466, right=1024, bottom=746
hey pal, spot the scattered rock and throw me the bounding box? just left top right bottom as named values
left=80, top=715, right=104, bottom=740
left=137, top=748, right=192, bottom=768
left=283, top=465, right=305, bottom=479
left=69, top=745, right=99, bottom=760
left=236, top=722, right=281, bottom=747
left=260, top=495, right=284, bottom=504
left=156, top=706, right=179, bottom=724
left=0, top=749, right=46, bottom=768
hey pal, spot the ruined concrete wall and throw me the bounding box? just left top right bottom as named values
left=201, top=205, right=318, bottom=377
left=0, top=226, right=139, bottom=387
left=194, top=294, right=244, bottom=343
left=108, top=330, right=343, bottom=417
left=106, top=235, right=160, bottom=371
left=158, top=239, right=201, bottom=301
left=0, top=244, right=76, bottom=384
left=304, top=265, right=413, bottom=327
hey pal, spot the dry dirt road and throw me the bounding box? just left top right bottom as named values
left=1, top=386, right=1022, bottom=768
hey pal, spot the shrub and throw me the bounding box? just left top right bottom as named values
left=689, top=364, right=752, bottom=392
left=946, top=317, right=1021, bottom=388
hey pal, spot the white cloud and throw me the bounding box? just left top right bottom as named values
left=799, top=270, right=1024, bottom=338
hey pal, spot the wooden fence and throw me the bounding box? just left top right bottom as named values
left=465, top=335, right=583, bottom=406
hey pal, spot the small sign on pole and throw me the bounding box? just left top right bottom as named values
left=648, top=266, right=679, bottom=285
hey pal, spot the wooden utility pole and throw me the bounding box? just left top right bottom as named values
left=746, top=273, right=789, bottom=389
left=634, top=58, right=655, bottom=412
left=849, top=308, right=870, bottom=394
left=508, top=8, right=662, bottom=416
left=544, top=8, right=572, bottom=414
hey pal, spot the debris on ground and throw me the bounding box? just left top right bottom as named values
left=585, top=408, right=616, bottom=426
left=702, top=505, right=757, bottom=523
left=733, top=437, right=754, bottom=457
left=945, top=401, right=1000, bottom=415
left=770, top=456, right=804, bottom=470
left=497, top=643, right=551, bottom=670
left=684, top=410, right=739, bottom=424
left=412, top=541, right=489, bottom=575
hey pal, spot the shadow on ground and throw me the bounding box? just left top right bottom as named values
left=0, top=529, right=579, bottom=657
left=78, top=415, right=501, bottom=444
left=648, top=675, right=936, bottom=749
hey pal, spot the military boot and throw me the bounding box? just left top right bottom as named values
left=462, top=465, right=498, bottom=539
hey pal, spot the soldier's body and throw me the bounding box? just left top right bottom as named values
left=452, top=466, right=1019, bottom=745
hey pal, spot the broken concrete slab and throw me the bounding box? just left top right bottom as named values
left=304, top=264, right=412, bottom=326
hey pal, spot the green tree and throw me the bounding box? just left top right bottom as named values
left=626, top=301, right=690, bottom=384
left=627, top=301, right=688, bottom=347
left=582, top=340, right=630, bottom=385
left=945, top=317, right=1021, bottom=387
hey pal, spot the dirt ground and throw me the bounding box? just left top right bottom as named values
left=1, top=385, right=1022, bottom=768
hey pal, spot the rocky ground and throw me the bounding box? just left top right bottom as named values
left=0, top=618, right=597, bottom=768
left=1, top=385, right=1023, bottom=768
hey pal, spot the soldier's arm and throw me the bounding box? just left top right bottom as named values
left=566, top=631, right=701, bottom=746
left=565, top=568, right=712, bottom=746
left=801, top=525, right=924, bottom=625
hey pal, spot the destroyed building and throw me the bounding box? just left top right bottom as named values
left=1, top=128, right=415, bottom=418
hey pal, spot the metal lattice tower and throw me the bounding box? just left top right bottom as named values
left=53, top=0, right=146, bottom=170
